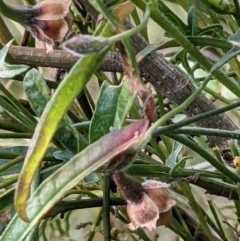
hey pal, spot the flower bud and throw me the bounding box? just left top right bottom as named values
left=63, top=35, right=110, bottom=57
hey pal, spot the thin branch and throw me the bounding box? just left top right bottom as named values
left=8, top=45, right=123, bottom=71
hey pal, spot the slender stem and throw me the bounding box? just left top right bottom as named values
left=180, top=182, right=217, bottom=241
left=0, top=155, right=24, bottom=173
left=0, top=133, right=32, bottom=138
left=148, top=74, right=211, bottom=135
left=0, top=83, right=37, bottom=125
left=0, top=0, right=38, bottom=26
left=0, top=176, right=18, bottom=189
left=0, top=151, right=59, bottom=162
left=168, top=127, right=240, bottom=139
left=65, top=189, right=99, bottom=198
left=153, top=100, right=240, bottom=138
left=0, top=119, right=30, bottom=132
left=233, top=0, right=240, bottom=27
left=172, top=207, right=195, bottom=241
left=207, top=200, right=228, bottom=241
left=103, top=174, right=111, bottom=241
left=0, top=96, right=34, bottom=130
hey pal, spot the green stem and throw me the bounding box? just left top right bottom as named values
left=0, top=133, right=32, bottom=138
left=207, top=200, right=228, bottom=241
left=0, top=151, right=59, bottom=162
left=148, top=74, right=211, bottom=135
left=0, top=176, right=18, bottom=189
left=180, top=182, right=217, bottom=241
left=153, top=100, right=240, bottom=138
left=103, top=173, right=111, bottom=241
left=0, top=119, right=30, bottom=132
left=0, top=83, right=37, bottom=125
left=233, top=0, right=240, bottom=27
left=167, top=133, right=240, bottom=183
left=0, top=0, right=38, bottom=26
left=127, top=164, right=224, bottom=179
left=130, top=0, right=240, bottom=97
left=0, top=96, right=34, bottom=130
left=0, top=155, right=24, bottom=173
left=65, top=189, right=98, bottom=198
left=172, top=207, right=195, bottom=241
left=169, top=127, right=240, bottom=139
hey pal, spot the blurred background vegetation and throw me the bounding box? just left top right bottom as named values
left=1, top=0, right=240, bottom=241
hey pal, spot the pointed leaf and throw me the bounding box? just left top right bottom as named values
left=187, top=6, right=199, bottom=36
left=89, top=79, right=136, bottom=143
left=0, top=119, right=149, bottom=241
left=0, top=40, right=29, bottom=78
left=15, top=49, right=110, bottom=222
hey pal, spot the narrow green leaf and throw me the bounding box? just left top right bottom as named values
left=187, top=6, right=199, bottom=36
left=0, top=40, right=29, bottom=78
left=15, top=49, right=110, bottom=222
left=89, top=82, right=121, bottom=143
left=89, top=80, right=136, bottom=143
left=209, top=201, right=237, bottom=241
left=53, top=150, right=99, bottom=183
left=113, top=79, right=136, bottom=129
left=0, top=147, right=27, bottom=176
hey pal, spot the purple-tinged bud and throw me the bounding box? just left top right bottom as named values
left=63, top=35, right=110, bottom=57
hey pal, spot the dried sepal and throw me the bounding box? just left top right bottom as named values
left=143, top=180, right=176, bottom=213
left=35, top=0, right=71, bottom=20
left=127, top=193, right=159, bottom=231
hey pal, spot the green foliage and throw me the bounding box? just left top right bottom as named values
left=0, top=0, right=240, bottom=240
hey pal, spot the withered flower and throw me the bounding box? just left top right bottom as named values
left=0, top=0, right=71, bottom=53
left=29, top=0, right=72, bottom=53
left=113, top=172, right=176, bottom=231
